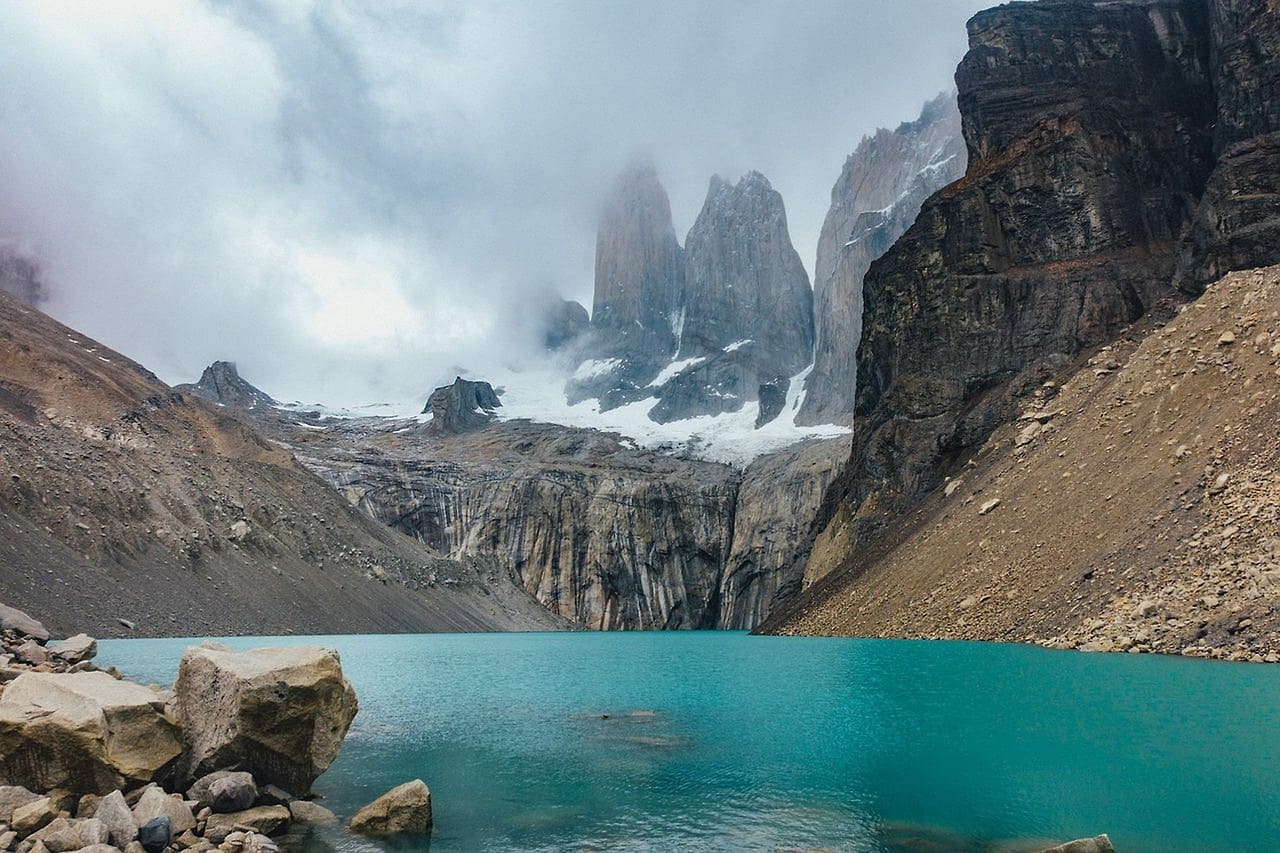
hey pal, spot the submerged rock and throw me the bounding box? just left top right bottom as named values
left=172, top=644, right=357, bottom=795
left=1041, top=835, right=1115, bottom=853
left=348, top=779, right=432, bottom=838
left=0, top=672, right=180, bottom=793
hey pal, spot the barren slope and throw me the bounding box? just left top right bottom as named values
left=0, top=291, right=566, bottom=637
left=769, top=266, right=1280, bottom=662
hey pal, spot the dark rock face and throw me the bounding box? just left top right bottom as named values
left=785, top=0, right=1222, bottom=596
left=543, top=299, right=590, bottom=350
left=1177, top=0, right=1280, bottom=289
left=422, top=377, right=501, bottom=435
left=178, top=362, right=277, bottom=410
left=798, top=93, right=966, bottom=426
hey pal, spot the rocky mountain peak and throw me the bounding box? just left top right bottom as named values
left=181, top=361, right=277, bottom=410
left=679, top=171, right=812, bottom=370
left=797, top=91, right=966, bottom=426
left=423, top=376, right=502, bottom=435
left=592, top=160, right=684, bottom=352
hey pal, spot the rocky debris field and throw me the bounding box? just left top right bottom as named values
left=775, top=266, right=1280, bottom=661
left=0, top=604, right=431, bottom=852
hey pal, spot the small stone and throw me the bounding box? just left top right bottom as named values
left=132, top=787, right=195, bottom=835
left=959, top=596, right=979, bottom=609
left=1218, top=331, right=1237, bottom=346
left=978, top=498, right=1001, bottom=515
left=137, top=815, right=171, bottom=853
left=13, top=641, right=49, bottom=666
left=228, top=521, right=251, bottom=542
left=1134, top=600, right=1159, bottom=618
left=0, top=786, right=42, bottom=823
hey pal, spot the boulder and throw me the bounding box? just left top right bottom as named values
left=23, top=817, right=107, bottom=852
left=1040, top=836, right=1115, bottom=853
left=12, top=796, right=57, bottom=836
left=93, top=790, right=137, bottom=848
left=171, top=644, right=357, bottom=795
left=0, top=785, right=42, bottom=822
left=287, top=799, right=336, bottom=825
left=0, top=672, right=181, bottom=793
left=13, top=641, right=48, bottom=666
left=131, top=787, right=195, bottom=835
left=202, top=805, right=289, bottom=844
left=0, top=604, right=49, bottom=643
left=347, top=779, right=432, bottom=838
left=136, top=815, right=170, bottom=853
left=48, top=635, right=97, bottom=665
left=186, top=770, right=256, bottom=812
left=207, top=773, right=257, bottom=814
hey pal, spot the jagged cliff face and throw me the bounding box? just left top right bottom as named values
left=797, top=93, right=966, bottom=427
left=1178, top=0, right=1280, bottom=289
left=569, top=166, right=814, bottom=425
left=765, top=0, right=1280, bottom=634
left=795, top=0, right=1218, bottom=569
left=569, top=163, right=685, bottom=407
left=716, top=437, right=848, bottom=629
left=421, top=376, right=501, bottom=435
left=289, top=419, right=740, bottom=630
left=679, top=172, right=813, bottom=370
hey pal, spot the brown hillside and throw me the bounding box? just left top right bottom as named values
left=769, top=266, right=1280, bottom=663
left=0, top=290, right=565, bottom=637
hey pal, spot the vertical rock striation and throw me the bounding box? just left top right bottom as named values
left=798, top=93, right=966, bottom=426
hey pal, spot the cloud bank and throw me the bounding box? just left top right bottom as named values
left=0, top=0, right=985, bottom=405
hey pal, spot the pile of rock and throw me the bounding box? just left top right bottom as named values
left=0, top=605, right=432, bottom=852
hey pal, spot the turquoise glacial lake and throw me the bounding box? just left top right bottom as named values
left=99, top=632, right=1280, bottom=852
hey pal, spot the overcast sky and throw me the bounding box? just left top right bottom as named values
left=0, top=0, right=985, bottom=405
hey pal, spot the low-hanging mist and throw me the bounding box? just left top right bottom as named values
left=0, top=0, right=984, bottom=405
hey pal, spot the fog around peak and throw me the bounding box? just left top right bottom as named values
left=0, top=0, right=984, bottom=405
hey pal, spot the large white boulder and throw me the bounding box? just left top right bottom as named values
left=0, top=672, right=181, bottom=793
left=171, top=644, right=357, bottom=794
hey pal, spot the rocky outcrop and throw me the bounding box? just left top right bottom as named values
left=797, top=93, right=966, bottom=426
left=766, top=2, right=1280, bottom=644
left=570, top=165, right=813, bottom=426
left=716, top=437, right=848, bottom=629
left=172, top=644, right=357, bottom=795
left=644, top=173, right=814, bottom=424
left=299, top=420, right=740, bottom=630
left=569, top=162, right=685, bottom=406
left=422, top=376, right=502, bottom=435
left=177, top=361, right=277, bottom=410
left=680, top=172, right=813, bottom=370
left=543, top=299, right=590, bottom=351
left=0, top=672, right=181, bottom=794
left=774, top=0, right=1220, bottom=604
left=348, top=779, right=432, bottom=838
left=1041, top=836, right=1115, bottom=853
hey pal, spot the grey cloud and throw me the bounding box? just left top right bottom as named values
left=0, top=0, right=987, bottom=405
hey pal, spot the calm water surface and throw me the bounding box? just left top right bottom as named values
left=99, top=632, right=1280, bottom=852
